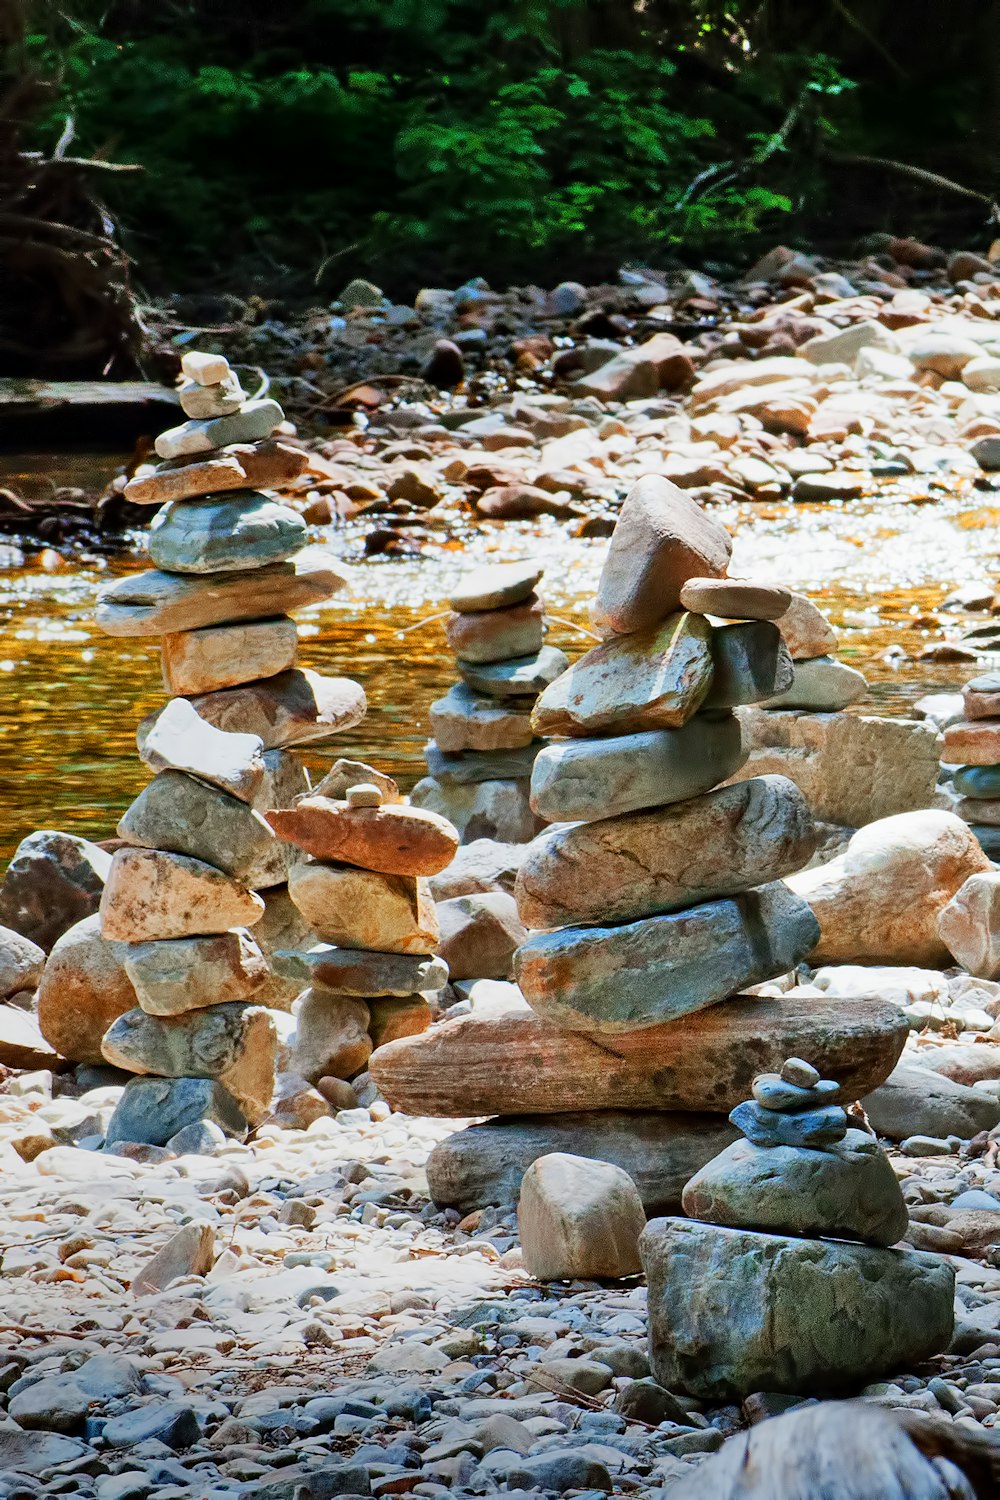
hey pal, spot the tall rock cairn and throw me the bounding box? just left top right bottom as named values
left=411, top=562, right=568, bottom=843
left=94, top=351, right=365, bottom=1149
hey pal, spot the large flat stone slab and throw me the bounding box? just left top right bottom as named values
left=369, top=994, right=908, bottom=1116
left=123, top=439, right=309, bottom=506
left=640, top=1218, right=954, bottom=1399
left=514, top=881, right=819, bottom=1032
left=515, top=774, right=815, bottom=929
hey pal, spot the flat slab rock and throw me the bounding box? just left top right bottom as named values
left=369, top=993, right=908, bottom=1116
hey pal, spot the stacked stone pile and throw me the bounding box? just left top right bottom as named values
left=370, top=477, right=911, bottom=1210
left=640, top=1056, right=956, bottom=1398
left=941, top=671, right=1000, bottom=861
left=264, top=764, right=457, bottom=1089
left=87, top=351, right=367, bottom=1148
left=411, top=561, right=568, bottom=844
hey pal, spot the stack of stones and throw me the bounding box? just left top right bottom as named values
left=94, top=351, right=367, bottom=1148
left=941, top=671, right=1000, bottom=859
left=757, top=594, right=867, bottom=714
left=640, top=1056, right=956, bottom=1398
left=264, top=763, right=459, bottom=1089
left=411, top=561, right=568, bottom=843
left=369, top=478, right=911, bottom=1210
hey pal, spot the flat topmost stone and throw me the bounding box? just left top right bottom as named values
left=449, top=561, right=544, bottom=613
left=266, top=798, right=459, bottom=877
left=592, top=475, right=732, bottom=636
left=679, top=577, right=791, bottom=621
left=181, top=350, right=231, bottom=385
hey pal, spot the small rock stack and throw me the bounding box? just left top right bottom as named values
left=758, top=593, right=867, bottom=713
left=411, top=561, right=568, bottom=843
left=640, top=1056, right=956, bottom=1399
left=264, top=763, right=459, bottom=1088
left=94, top=351, right=366, bottom=1148
left=941, top=671, right=1000, bottom=860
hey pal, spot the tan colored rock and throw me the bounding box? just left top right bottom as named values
left=446, top=597, right=545, bottom=664
left=531, top=612, right=713, bottom=738
left=776, top=593, right=837, bottom=659
left=370, top=995, right=908, bottom=1117
left=518, top=1153, right=646, bottom=1281
left=516, top=775, right=815, bottom=929
left=185, top=669, right=366, bottom=749
left=309, top=758, right=401, bottom=804
left=937, top=872, right=1000, bottom=978
left=132, top=1222, right=216, bottom=1295
left=36, top=915, right=137, bottom=1065
left=679, top=577, right=791, bottom=620
left=592, top=476, right=732, bottom=636
left=430, top=685, right=535, bottom=753
left=436, top=892, right=527, bottom=980
left=787, top=810, right=992, bottom=966
left=244, top=887, right=312, bottom=1009
left=0, top=927, right=45, bottom=1000
left=100, top=849, right=264, bottom=942
left=367, top=996, right=432, bottom=1049
left=963, top=671, right=1000, bottom=720
left=291, top=989, right=372, bottom=1082
left=161, top=616, right=299, bottom=696
left=449, top=561, right=543, bottom=613
left=123, top=440, right=309, bottom=506
left=0, top=1008, right=61, bottom=1071
left=122, top=929, right=268, bottom=1016
left=266, top=798, right=458, bottom=876
left=942, top=718, right=1000, bottom=765
left=101, top=1003, right=276, bottom=1121
left=288, top=862, right=439, bottom=954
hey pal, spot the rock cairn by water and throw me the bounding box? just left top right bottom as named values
left=263, top=762, right=458, bottom=1090
left=640, top=1056, right=955, bottom=1399
left=941, top=671, right=1000, bottom=862
left=92, top=351, right=365, bottom=1147
left=411, top=562, right=569, bottom=844
left=370, top=477, right=911, bottom=1209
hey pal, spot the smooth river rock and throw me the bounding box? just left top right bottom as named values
left=449, top=561, right=542, bottom=612
left=777, top=591, right=838, bottom=659
left=161, top=616, right=299, bottom=696
left=682, top=1129, right=909, bottom=1246
left=0, top=926, right=45, bottom=1000
left=182, top=669, right=366, bottom=749
left=122, top=929, right=269, bottom=1016
left=153, top=397, right=283, bottom=460
left=147, top=492, right=307, bottom=573
left=429, top=683, right=536, bottom=753
left=288, top=863, right=439, bottom=954
left=0, top=830, right=111, bottom=952
left=100, top=849, right=264, bottom=942
left=275, top=943, right=448, bottom=998
left=513, top=881, right=819, bottom=1033
left=937, top=871, right=1000, bottom=978
left=446, top=596, right=544, bottom=663
left=640, top=1218, right=954, bottom=1398
left=703, top=621, right=793, bottom=708
left=123, top=439, right=309, bottom=506
left=760, top=654, right=867, bottom=711
left=679, top=576, right=791, bottom=621
left=266, top=798, right=458, bottom=876
left=369, top=994, right=908, bottom=1116
left=518, top=1153, right=646, bottom=1281
left=36, top=915, right=137, bottom=1065
left=291, top=989, right=372, bottom=1082
left=861, top=1062, right=1000, bottom=1141
left=529, top=712, right=748, bottom=823
left=424, top=742, right=539, bottom=785
left=105, top=1077, right=248, bottom=1147
left=458, top=645, right=569, bottom=699
left=515, top=774, right=815, bottom=929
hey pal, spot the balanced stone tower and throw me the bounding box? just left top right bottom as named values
left=411, top=561, right=568, bottom=843
left=369, top=477, right=911, bottom=1211
left=941, top=671, right=1000, bottom=860
left=95, top=351, right=365, bottom=1148
left=641, top=1056, right=955, bottom=1397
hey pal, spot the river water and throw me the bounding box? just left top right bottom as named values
left=1, top=460, right=998, bottom=864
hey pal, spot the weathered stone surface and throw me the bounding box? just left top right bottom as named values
left=0, top=830, right=110, bottom=952
left=122, top=928, right=268, bottom=1015
left=412, top=776, right=540, bottom=844
left=288, top=862, right=438, bottom=954
left=183, top=669, right=366, bottom=749
left=124, top=440, right=309, bottom=506
left=179, top=370, right=243, bottom=418
left=761, top=654, right=867, bottom=711
left=732, top=709, right=942, bottom=827
left=458, top=645, right=568, bottom=699
left=36, top=915, right=136, bottom=1063
left=777, top=592, right=838, bottom=659
left=101, top=1004, right=276, bottom=1121
left=95, top=554, right=349, bottom=636
left=515, top=774, right=814, bottom=929
left=0, top=1430, right=91, bottom=1475
left=704, top=622, right=793, bottom=708
left=937, top=871, right=1000, bottom=978
left=119, top=759, right=305, bottom=888
left=530, top=712, right=748, bottom=823
left=0, top=926, right=44, bottom=999
left=963, top=671, right=1000, bottom=720
left=683, top=1129, right=908, bottom=1245
left=518, top=1153, right=646, bottom=1281
left=945, top=718, right=1000, bottom=766
left=275, top=943, right=447, bottom=998
left=138, top=696, right=265, bottom=803
left=266, top=798, right=458, bottom=875
left=429, top=683, right=536, bottom=752
left=105, top=1076, right=248, bottom=1146
left=449, top=561, right=543, bottom=612
left=436, top=892, right=527, bottom=980
left=370, top=994, right=907, bottom=1116
left=291, top=989, right=372, bottom=1082
left=310, top=758, right=401, bottom=804
left=593, top=475, right=732, bottom=636
left=133, top=1222, right=215, bottom=1295
left=531, top=612, right=713, bottom=739
left=251, top=886, right=313, bottom=1009
left=0, top=1007, right=60, bottom=1070
left=100, top=849, right=264, bottom=941
left=787, top=810, right=992, bottom=966
left=429, top=839, right=524, bottom=901
left=367, top=996, right=432, bottom=1049
left=514, top=881, right=819, bottom=1033
left=679, top=577, right=791, bottom=621
left=161, top=616, right=299, bottom=696
left=181, top=350, right=230, bottom=384
left=424, top=742, right=539, bottom=784
left=425, top=1112, right=740, bottom=1214
left=862, top=1063, right=1000, bottom=1141
left=729, top=1098, right=848, bottom=1148
left=446, top=596, right=545, bottom=663
left=641, top=1218, right=954, bottom=1398
left=154, top=397, right=283, bottom=460
left=148, top=492, right=306, bottom=574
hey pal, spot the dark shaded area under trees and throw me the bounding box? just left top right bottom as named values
left=2, top=0, right=1000, bottom=372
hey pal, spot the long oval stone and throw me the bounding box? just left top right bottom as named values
left=515, top=775, right=815, bottom=929
left=148, top=492, right=307, bottom=574
left=368, top=994, right=909, bottom=1116
left=274, top=943, right=448, bottom=998
left=449, top=561, right=543, bottom=612
left=124, top=440, right=309, bottom=506
left=161, top=616, right=299, bottom=696
left=154, top=398, right=283, bottom=460
left=514, top=882, right=819, bottom=1033
left=266, top=798, right=458, bottom=876
left=529, top=713, right=748, bottom=823
left=122, top=929, right=268, bottom=1015
left=100, top=849, right=264, bottom=941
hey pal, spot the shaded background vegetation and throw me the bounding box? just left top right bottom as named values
left=6, top=0, right=1000, bottom=297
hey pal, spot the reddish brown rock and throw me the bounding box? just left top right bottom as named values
left=445, top=596, right=545, bottom=664
left=124, top=440, right=309, bottom=506
left=267, top=798, right=459, bottom=876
